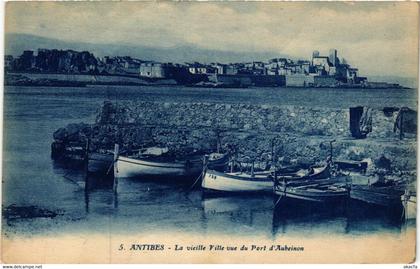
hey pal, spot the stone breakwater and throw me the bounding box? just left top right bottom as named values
left=52, top=101, right=417, bottom=177
left=96, top=101, right=409, bottom=139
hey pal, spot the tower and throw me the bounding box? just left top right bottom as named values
left=329, top=49, right=337, bottom=66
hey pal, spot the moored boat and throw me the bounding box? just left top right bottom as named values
left=52, top=143, right=115, bottom=175
left=114, top=145, right=229, bottom=180
left=275, top=162, right=331, bottom=181
left=402, top=190, right=416, bottom=220
left=115, top=154, right=204, bottom=179
left=333, top=159, right=368, bottom=173
left=201, top=169, right=273, bottom=193
left=350, top=184, right=405, bottom=207
left=274, top=180, right=349, bottom=203
left=88, top=151, right=114, bottom=175
left=349, top=177, right=407, bottom=208
left=273, top=158, right=348, bottom=203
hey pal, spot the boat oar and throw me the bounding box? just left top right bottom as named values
left=112, top=144, right=119, bottom=193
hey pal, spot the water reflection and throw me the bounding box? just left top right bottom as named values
left=78, top=178, right=114, bottom=217
left=201, top=194, right=275, bottom=238
left=53, top=162, right=408, bottom=237
left=272, top=199, right=404, bottom=237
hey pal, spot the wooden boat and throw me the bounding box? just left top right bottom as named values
left=402, top=190, right=416, bottom=220
left=350, top=183, right=406, bottom=207
left=274, top=180, right=348, bottom=203
left=62, top=145, right=85, bottom=160
left=333, top=159, right=368, bottom=173
left=114, top=148, right=228, bottom=180
left=276, top=163, right=331, bottom=181
left=206, top=152, right=230, bottom=171
left=273, top=159, right=348, bottom=203
left=201, top=169, right=273, bottom=193
left=88, top=151, right=114, bottom=175
left=115, top=155, right=202, bottom=179
left=201, top=160, right=331, bottom=193
left=52, top=143, right=115, bottom=175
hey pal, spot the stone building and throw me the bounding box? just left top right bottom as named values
left=139, top=62, right=168, bottom=78
left=285, top=74, right=315, bottom=87
left=314, top=75, right=339, bottom=87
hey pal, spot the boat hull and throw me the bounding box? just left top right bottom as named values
left=277, top=164, right=331, bottom=181
left=115, top=156, right=202, bottom=179
left=202, top=169, right=273, bottom=193
left=403, top=195, right=416, bottom=220
left=274, top=183, right=348, bottom=203
left=350, top=185, right=405, bottom=207
left=88, top=153, right=114, bottom=174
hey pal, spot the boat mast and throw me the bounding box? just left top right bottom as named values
left=113, top=144, right=119, bottom=193
left=271, top=139, right=277, bottom=182
left=216, top=129, right=221, bottom=153
left=328, top=139, right=335, bottom=164
left=230, top=155, right=234, bottom=173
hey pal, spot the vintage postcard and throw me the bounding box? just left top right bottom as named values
left=1, top=1, right=418, bottom=264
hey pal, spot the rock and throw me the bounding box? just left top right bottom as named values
left=375, top=155, right=392, bottom=171
left=346, top=146, right=366, bottom=161
left=53, top=127, right=68, bottom=141
left=96, top=101, right=117, bottom=124
left=3, top=204, right=62, bottom=220
left=53, top=122, right=90, bottom=142
left=383, top=107, right=399, bottom=117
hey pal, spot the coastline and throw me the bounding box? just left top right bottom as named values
left=5, top=72, right=412, bottom=89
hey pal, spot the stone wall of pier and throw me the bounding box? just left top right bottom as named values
left=52, top=101, right=417, bottom=177
left=96, top=101, right=408, bottom=139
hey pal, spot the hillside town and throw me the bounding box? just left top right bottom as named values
left=5, top=48, right=402, bottom=88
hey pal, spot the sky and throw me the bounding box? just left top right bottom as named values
left=5, top=1, right=419, bottom=78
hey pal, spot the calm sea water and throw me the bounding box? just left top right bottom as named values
left=2, top=85, right=417, bottom=238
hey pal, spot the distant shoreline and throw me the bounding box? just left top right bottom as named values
left=5, top=72, right=412, bottom=90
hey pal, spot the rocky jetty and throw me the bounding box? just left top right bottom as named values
left=51, top=101, right=417, bottom=179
